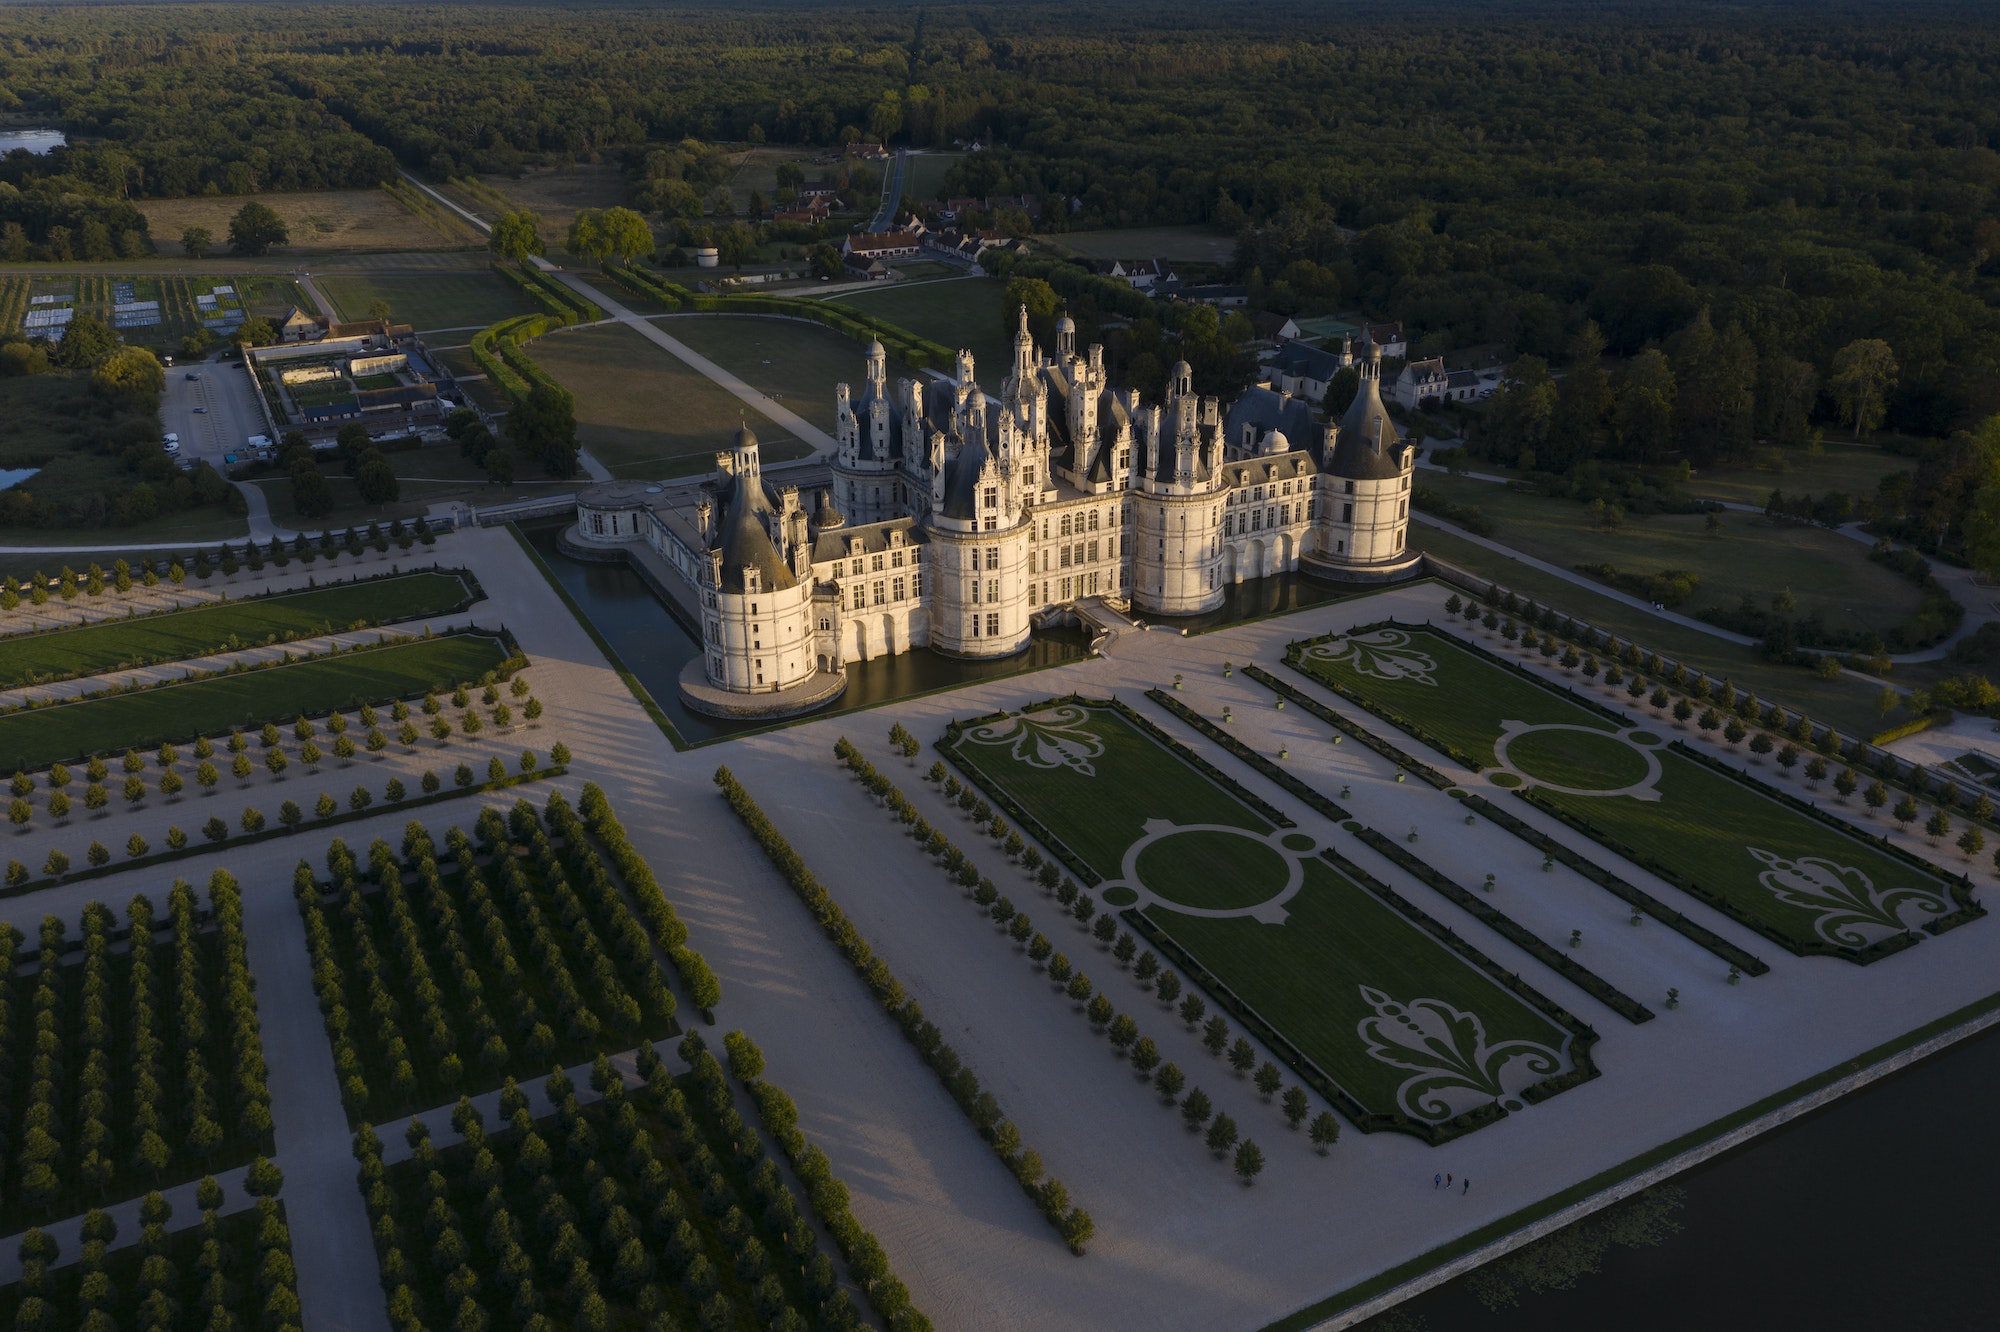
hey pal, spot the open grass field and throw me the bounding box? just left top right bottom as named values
left=253, top=440, right=586, bottom=529
left=0, top=569, right=477, bottom=688
left=828, top=276, right=1011, bottom=378
left=472, top=165, right=629, bottom=261
left=139, top=188, right=468, bottom=253
left=1408, top=526, right=1891, bottom=737
left=1681, top=442, right=1912, bottom=509
left=531, top=322, right=810, bottom=479
left=1418, top=472, right=1922, bottom=643
left=1054, top=226, right=1238, bottom=264
left=1293, top=625, right=1969, bottom=960
left=0, top=631, right=513, bottom=771
left=316, top=269, right=540, bottom=332
left=660, top=314, right=921, bottom=433
left=904, top=150, right=965, bottom=202
left=942, top=701, right=1583, bottom=1133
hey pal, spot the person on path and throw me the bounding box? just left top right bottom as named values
left=1445, top=1174, right=1452, bottom=1188
left=1463, top=1178, right=1470, bottom=1195
left=1434, top=1174, right=1442, bottom=1189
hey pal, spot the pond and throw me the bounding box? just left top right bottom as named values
left=0, top=129, right=65, bottom=156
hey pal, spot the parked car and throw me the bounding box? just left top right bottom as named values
left=193, top=406, right=208, bottom=414
left=185, top=371, right=201, bottom=381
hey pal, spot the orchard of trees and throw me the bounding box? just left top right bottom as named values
left=354, top=1038, right=912, bottom=1332
left=0, top=874, right=271, bottom=1231
left=294, top=788, right=703, bottom=1124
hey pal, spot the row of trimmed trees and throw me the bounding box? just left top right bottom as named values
left=1445, top=589, right=1998, bottom=866
left=11, top=1169, right=296, bottom=1331
left=4, top=747, right=569, bottom=890
left=0, top=521, right=437, bottom=614
left=712, top=762, right=1095, bottom=1254
left=354, top=1043, right=879, bottom=1332
left=294, top=788, right=686, bottom=1125
left=1, top=872, right=270, bottom=1227
left=853, top=736, right=1341, bottom=1178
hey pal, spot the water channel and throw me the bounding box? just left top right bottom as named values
left=1366, top=1017, right=2000, bottom=1329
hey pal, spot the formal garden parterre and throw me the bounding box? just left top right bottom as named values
left=1288, top=622, right=1982, bottom=964
left=939, top=698, right=1596, bottom=1143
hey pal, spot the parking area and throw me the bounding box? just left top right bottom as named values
left=159, top=354, right=272, bottom=475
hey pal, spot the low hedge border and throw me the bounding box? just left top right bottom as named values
left=1114, top=905, right=1397, bottom=1137
left=1105, top=696, right=1295, bottom=828
left=1144, top=688, right=1351, bottom=822
left=577, top=781, right=722, bottom=1012
left=838, top=737, right=1256, bottom=1173
left=1352, top=826, right=1653, bottom=1024
left=1252, top=657, right=1770, bottom=975
left=1456, top=792, right=1769, bottom=976
left=1663, top=739, right=1986, bottom=938
left=736, top=1066, right=932, bottom=1332
left=1, top=763, right=564, bottom=901
left=1319, top=843, right=1603, bottom=1110
left=712, top=763, right=1093, bottom=1254
left=1246, top=664, right=1454, bottom=789
left=1279, top=631, right=1488, bottom=773
left=937, top=700, right=1105, bottom=889
left=1515, top=789, right=1918, bottom=966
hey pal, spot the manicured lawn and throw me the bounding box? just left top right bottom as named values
left=1135, top=828, right=1289, bottom=910
left=1294, top=624, right=1964, bottom=958
left=317, top=269, right=539, bottom=332
left=829, top=277, right=1012, bottom=381
left=532, top=322, right=811, bottom=479
left=661, top=314, right=921, bottom=434
left=0, top=570, right=476, bottom=688
left=1418, top=471, right=1920, bottom=642
left=943, top=702, right=1580, bottom=1130
left=1507, top=727, right=1651, bottom=789
left=1681, top=442, right=1911, bottom=509
left=1408, top=525, right=1891, bottom=737
left=0, top=632, right=513, bottom=770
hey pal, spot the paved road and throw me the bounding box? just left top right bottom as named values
left=869, top=149, right=908, bottom=233
left=296, top=272, right=339, bottom=322
left=398, top=172, right=837, bottom=470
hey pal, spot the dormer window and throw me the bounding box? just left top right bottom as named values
left=985, top=487, right=999, bottom=509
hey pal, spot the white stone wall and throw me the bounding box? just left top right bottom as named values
left=574, top=501, right=648, bottom=547
left=928, top=526, right=1033, bottom=657
left=1130, top=491, right=1225, bottom=615
left=1315, top=465, right=1413, bottom=566
left=703, top=581, right=817, bottom=693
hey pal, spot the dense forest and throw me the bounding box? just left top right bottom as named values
left=1, top=1, right=1998, bottom=440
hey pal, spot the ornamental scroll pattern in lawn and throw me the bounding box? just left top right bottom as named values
left=940, top=699, right=1591, bottom=1141
left=1289, top=624, right=1981, bottom=964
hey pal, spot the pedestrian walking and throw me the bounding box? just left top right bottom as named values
left=1434, top=1174, right=1441, bottom=1189
left=1445, top=1174, right=1452, bottom=1188
left=1463, top=1178, right=1470, bottom=1195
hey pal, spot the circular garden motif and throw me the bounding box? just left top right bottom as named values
left=1505, top=727, right=1651, bottom=790
left=1098, top=820, right=1316, bottom=923
left=1489, top=721, right=1665, bottom=801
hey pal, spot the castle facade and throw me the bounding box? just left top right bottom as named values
left=570, top=315, right=1416, bottom=713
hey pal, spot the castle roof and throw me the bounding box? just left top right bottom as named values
left=939, top=431, right=990, bottom=520
left=1329, top=359, right=1406, bottom=481
left=713, top=428, right=796, bottom=593
left=1223, top=386, right=1319, bottom=456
